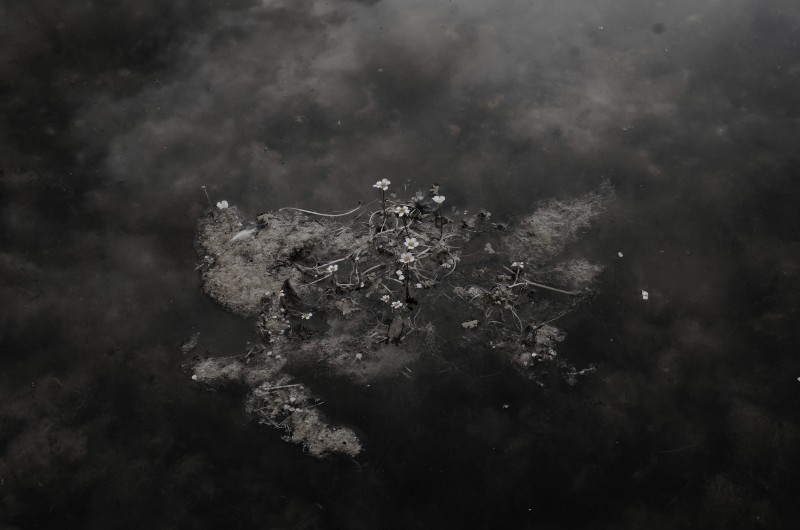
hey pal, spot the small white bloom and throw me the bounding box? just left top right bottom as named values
left=301, top=312, right=312, bottom=320
left=355, top=353, right=363, bottom=361
left=404, top=237, right=419, bottom=249
left=511, top=261, right=524, bottom=269
left=373, top=178, right=391, bottom=191
left=618, top=251, right=624, bottom=258
left=642, top=290, right=649, bottom=300
left=391, top=301, right=403, bottom=309
left=432, top=195, right=446, bottom=204
left=394, top=205, right=411, bottom=217
left=399, top=252, right=415, bottom=264
left=216, top=200, right=229, bottom=209
left=381, top=294, right=391, bottom=303
left=396, top=270, right=404, bottom=277
left=326, top=264, right=339, bottom=274
left=415, top=283, right=423, bottom=289
left=191, top=374, right=199, bottom=381
left=278, top=290, right=285, bottom=297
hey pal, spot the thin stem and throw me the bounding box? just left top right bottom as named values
left=278, top=203, right=363, bottom=217
left=201, top=186, right=213, bottom=209
left=404, top=263, right=411, bottom=302
left=508, top=279, right=580, bottom=296
left=354, top=257, right=362, bottom=287
left=261, top=384, right=305, bottom=392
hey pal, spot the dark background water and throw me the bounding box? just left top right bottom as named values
left=2, top=0, right=800, bottom=528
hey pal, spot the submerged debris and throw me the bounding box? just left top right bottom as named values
left=179, top=332, right=200, bottom=356
left=503, top=185, right=611, bottom=264
left=190, top=182, right=611, bottom=457
left=246, top=377, right=361, bottom=458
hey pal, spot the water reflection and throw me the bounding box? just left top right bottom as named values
left=1, top=0, right=799, bottom=527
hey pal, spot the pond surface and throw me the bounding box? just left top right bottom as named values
left=2, top=0, right=800, bottom=528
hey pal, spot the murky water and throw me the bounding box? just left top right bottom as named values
left=2, top=0, right=800, bottom=528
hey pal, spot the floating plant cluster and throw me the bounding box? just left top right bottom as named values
left=186, top=180, right=612, bottom=457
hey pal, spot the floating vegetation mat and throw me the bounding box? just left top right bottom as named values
left=187, top=182, right=612, bottom=457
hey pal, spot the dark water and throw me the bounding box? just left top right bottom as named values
left=2, top=0, right=800, bottom=528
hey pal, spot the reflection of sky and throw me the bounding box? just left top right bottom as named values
left=1, top=0, right=800, bottom=527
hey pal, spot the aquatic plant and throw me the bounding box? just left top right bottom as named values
left=186, top=181, right=612, bottom=457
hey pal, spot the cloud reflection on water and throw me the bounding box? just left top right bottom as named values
left=1, top=0, right=800, bottom=527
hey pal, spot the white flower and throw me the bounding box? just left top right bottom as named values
left=326, top=264, right=339, bottom=274
left=432, top=195, right=446, bottom=204
left=391, top=301, right=403, bottom=309
left=301, top=312, right=312, bottom=320
left=395, top=270, right=405, bottom=280
left=618, top=251, right=624, bottom=258
left=381, top=294, right=391, bottom=303
left=415, top=283, right=423, bottom=289
left=399, top=252, right=415, bottom=264
left=394, top=205, right=411, bottom=217
left=278, top=290, right=285, bottom=297
left=641, top=290, right=649, bottom=301
left=404, top=237, right=419, bottom=249
left=373, top=178, right=391, bottom=191
left=511, top=261, right=524, bottom=269
left=216, top=200, right=229, bottom=209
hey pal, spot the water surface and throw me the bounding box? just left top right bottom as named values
left=2, top=0, right=799, bottom=527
